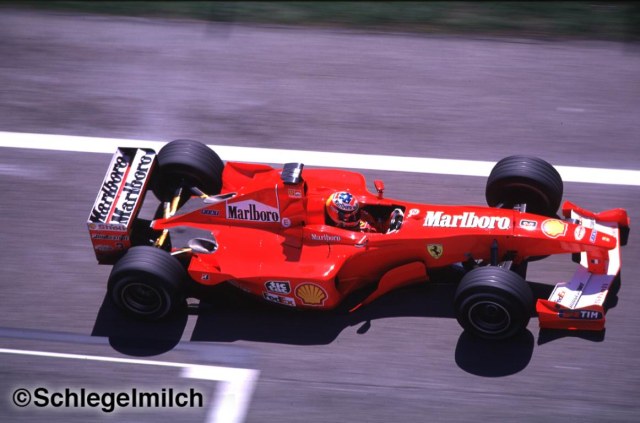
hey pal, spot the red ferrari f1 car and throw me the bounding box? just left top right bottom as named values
left=87, top=139, right=630, bottom=340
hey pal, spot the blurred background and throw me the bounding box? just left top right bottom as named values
left=9, top=1, right=640, bottom=41
left=1, top=1, right=639, bottom=168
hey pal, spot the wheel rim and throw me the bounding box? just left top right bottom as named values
left=121, top=282, right=164, bottom=315
left=468, top=301, right=511, bottom=335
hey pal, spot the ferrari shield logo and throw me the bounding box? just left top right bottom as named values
left=427, top=244, right=443, bottom=259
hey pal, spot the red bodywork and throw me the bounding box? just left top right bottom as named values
left=144, top=160, right=629, bottom=329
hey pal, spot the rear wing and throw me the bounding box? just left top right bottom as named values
left=87, top=148, right=156, bottom=263
left=536, top=202, right=629, bottom=331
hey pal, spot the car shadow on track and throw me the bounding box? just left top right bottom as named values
left=189, top=280, right=458, bottom=345
left=90, top=270, right=618, bottom=376
left=454, top=330, right=535, bottom=377
left=91, top=299, right=189, bottom=357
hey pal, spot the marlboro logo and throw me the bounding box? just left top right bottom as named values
left=227, top=200, right=280, bottom=222
left=89, top=151, right=130, bottom=223
left=423, top=211, right=510, bottom=230
left=110, top=150, right=154, bottom=225
left=88, top=148, right=155, bottom=225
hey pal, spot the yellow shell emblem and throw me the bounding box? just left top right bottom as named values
left=295, top=283, right=327, bottom=306
left=541, top=219, right=567, bottom=238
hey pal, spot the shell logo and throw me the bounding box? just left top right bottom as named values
left=295, top=283, right=327, bottom=306
left=541, top=219, right=568, bottom=238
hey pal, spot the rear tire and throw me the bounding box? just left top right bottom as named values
left=152, top=139, right=224, bottom=203
left=454, top=266, right=533, bottom=340
left=486, top=155, right=563, bottom=216
left=108, top=246, right=186, bottom=320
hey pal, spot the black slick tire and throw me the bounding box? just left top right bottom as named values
left=152, top=139, right=224, bottom=203
left=108, top=246, right=186, bottom=320
left=454, top=266, right=533, bottom=340
left=486, top=155, right=563, bottom=216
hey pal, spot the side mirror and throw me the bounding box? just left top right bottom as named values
left=282, top=163, right=304, bottom=184
left=374, top=180, right=385, bottom=199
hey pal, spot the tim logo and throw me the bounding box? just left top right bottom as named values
left=558, top=310, right=603, bottom=320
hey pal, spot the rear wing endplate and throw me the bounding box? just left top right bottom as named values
left=87, top=148, right=156, bottom=263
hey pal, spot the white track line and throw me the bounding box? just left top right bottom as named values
left=0, top=348, right=259, bottom=423
left=0, top=131, right=638, bottom=186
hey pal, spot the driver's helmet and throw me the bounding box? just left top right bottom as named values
left=326, top=191, right=360, bottom=228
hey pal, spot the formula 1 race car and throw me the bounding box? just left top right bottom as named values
left=87, top=139, right=630, bottom=340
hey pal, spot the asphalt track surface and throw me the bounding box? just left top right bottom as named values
left=1, top=8, right=639, bottom=423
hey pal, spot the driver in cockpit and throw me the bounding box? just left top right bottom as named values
left=325, top=191, right=383, bottom=232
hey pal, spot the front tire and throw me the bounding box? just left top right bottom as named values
left=454, top=266, right=533, bottom=340
left=486, top=155, right=563, bottom=216
left=108, top=246, right=186, bottom=320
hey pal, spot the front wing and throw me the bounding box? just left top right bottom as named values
left=536, top=204, right=627, bottom=331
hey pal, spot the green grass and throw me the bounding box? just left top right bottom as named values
left=5, top=1, right=640, bottom=41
